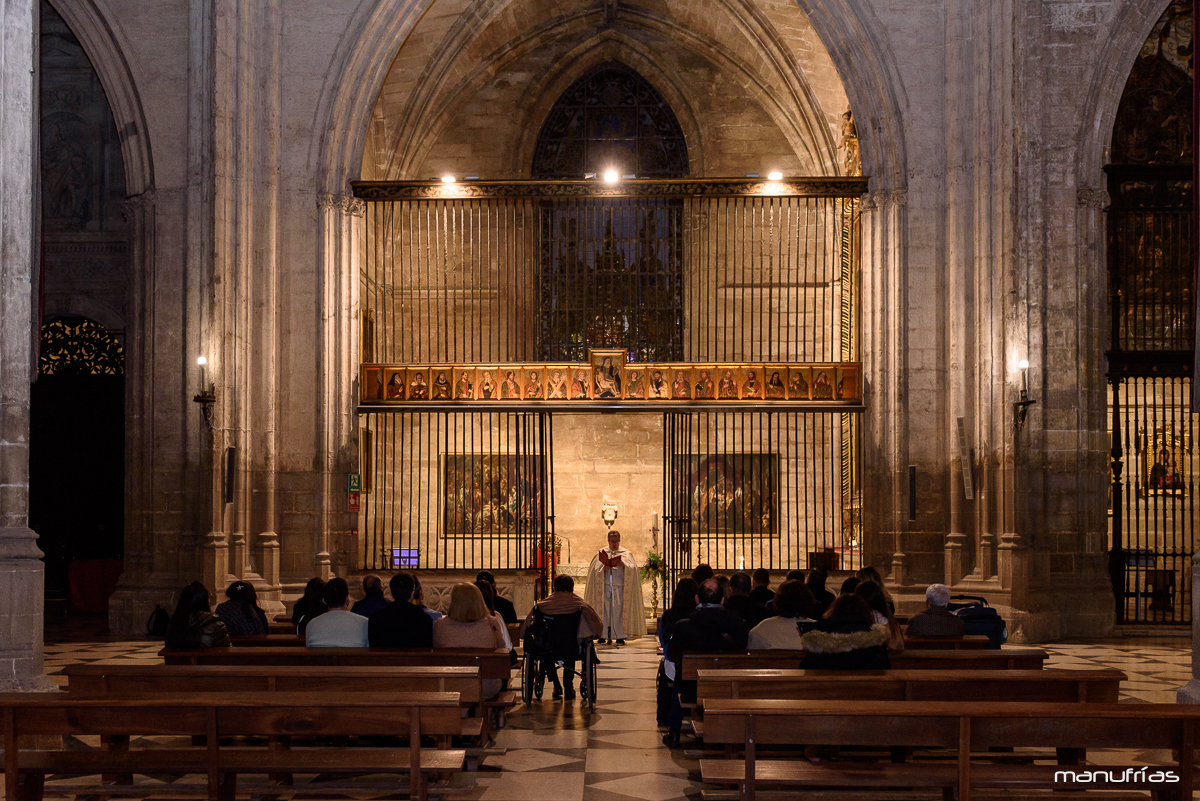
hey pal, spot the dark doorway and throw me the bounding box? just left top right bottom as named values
left=29, top=316, right=125, bottom=599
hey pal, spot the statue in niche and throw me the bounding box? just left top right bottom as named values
left=42, top=117, right=92, bottom=227
left=840, top=109, right=861, bottom=177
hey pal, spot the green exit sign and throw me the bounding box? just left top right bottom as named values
left=347, top=473, right=361, bottom=493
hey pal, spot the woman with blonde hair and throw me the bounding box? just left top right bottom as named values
left=434, top=583, right=506, bottom=696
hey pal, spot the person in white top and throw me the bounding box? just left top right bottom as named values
left=747, top=579, right=816, bottom=650
left=305, top=577, right=369, bottom=647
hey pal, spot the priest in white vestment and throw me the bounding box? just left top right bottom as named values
left=584, top=530, right=646, bottom=644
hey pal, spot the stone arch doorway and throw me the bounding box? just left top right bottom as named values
left=30, top=316, right=125, bottom=606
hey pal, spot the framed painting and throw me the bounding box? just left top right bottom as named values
left=590, top=349, right=624, bottom=399
left=497, top=366, right=523, bottom=400
left=836, top=364, right=860, bottom=401
left=623, top=365, right=647, bottom=399
left=811, top=366, right=836, bottom=400
left=739, top=366, right=764, bottom=400
left=522, top=367, right=546, bottom=400
left=646, top=366, right=670, bottom=399
left=787, top=367, right=811, bottom=400
left=545, top=365, right=571, bottom=400
left=442, top=454, right=546, bottom=537
left=429, top=367, right=453, bottom=400
left=715, top=367, right=739, bottom=400
left=362, top=366, right=384, bottom=402
left=569, top=366, right=591, bottom=400
left=764, top=367, right=787, bottom=400
left=693, top=366, right=717, bottom=400
left=453, top=368, right=475, bottom=400
left=1144, top=427, right=1188, bottom=496
left=677, top=453, right=779, bottom=535
left=383, top=367, right=406, bottom=401
left=476, top=366, right=500, bottom=400
left=406, top=368, right=430, bottom=400
left=669, top=366, right=693, bottom=400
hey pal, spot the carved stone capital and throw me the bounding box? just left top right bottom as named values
left=120, top=189, right=156, bottom=222
left=1076, top=186, right=1110, bottom=210
left=890, top=187, right=908, bottom=207
left=317, top=192, right=366, bottom=218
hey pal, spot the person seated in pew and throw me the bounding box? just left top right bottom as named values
left=214, top=580, right=269, bottom=636
left=724, top=572, right=771, bottom=627
left=766, top=570, right=804, bottom=613
left=476, top=570, right=518, bottom=625
left=855, top=565, right=895, bottom=613
left=839, top=576, right=861, bottom=596
left=368, top=572, right=434, bottom=648
left=691, top=563, right=715, bottom=585
left=413, top=575, right=444, bottom=621
left=165, top=581, right=231, bottom=648
left=435, top=583, right=510, bottom=697
left=305, top=577, right=369, bottom=647
left=351, top=574, right=388, bottom=618
left=474, top=579, right=517, bottom=665
left=799, top=593, right=890, bottom=670
left=854, top=580, right=904, bottom=650
left=748, top=579, right=816, bottom=650
left=904, top=583, right=966, bottom=637
left=664, top=579, right=751, bottom=749
left=805, top=568, right=835, bottom=618
left=657, top=578, right=699, bottom=726
left=292, top=577, right=327, bottom=635
left=748, top=568, right=774, bottom=607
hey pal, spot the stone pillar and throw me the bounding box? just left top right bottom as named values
left=0, top=0, right=54, bottom=692
left=1177, top=554, right=1200, bottom=704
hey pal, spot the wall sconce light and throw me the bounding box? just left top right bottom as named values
left=601, top=502, right=619, bottom=529
left=1014, top=358, right=1036, bottom=431
left=194, top=356, right=216, bottom=430
left=767, top=171, right=783, bottom=181
left=441, top=175, right=456, bottom=183
left=603, top=170, right=619, bottom=184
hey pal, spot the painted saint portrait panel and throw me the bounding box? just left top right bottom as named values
left=764, top=367, right=787, bottom=400
left=453, top=368, right=475, bottom=400
left=693, top=366, right=716, bottom=400
left=787, top=367, right=811, bottom=400
left=624, top=366, right=646, bottom=399
left=590, top=349, right=624, bottom=399
left=476, top=367, right=499, bottom=400
left=442, top=454, right=545, bottom=537
left=546, top=366, right=570, bottom=400
left=407, top=369, right=429, bottom=400
left=1144, top=427, right=1188, bottom=496
left=430, top=368, right=453, bottom=400
left=739, top=366, right=763, bottom=400
left=679, top=453, right=778, bottom=536
left=498, top=367, right=523, bottom=400
left=670, top=366, right=693, bottom=400
left=811, top=367, right=835, bottom=400
left=523, top=367, right=545, bottom=400
left=646, top=366, right=669, bottom=399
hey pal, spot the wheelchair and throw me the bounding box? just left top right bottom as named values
left=520, top=607, right=598, bottom=709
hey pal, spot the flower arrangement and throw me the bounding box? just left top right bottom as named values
left=642, top=550, right=667, bottom=616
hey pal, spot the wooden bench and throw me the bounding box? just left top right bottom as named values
left=159, top=646, right=517, bottom=727
left=228, top=633, right=305, bottom=645
left=699, top=699, right=1198, bottom=801
left=1, top=691, right=465, bottom=801
left=681, top=647, right=1048, bottom=681
left=902, top=635, right=990, bottom=650
left=63, top=662, right=494, bottom=751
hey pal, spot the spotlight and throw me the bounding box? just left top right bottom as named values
left=768, top=171, right=783, bottom=181
left=1018, top=359, right=1029, bottom=370
left=441, top=175, right=456, bottom=183
left=603, top=170, right=619, bottom=184
left=196, top=356, right=207, bottom=366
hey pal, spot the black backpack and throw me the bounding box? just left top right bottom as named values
left=146, top=604, right=170, bottom=638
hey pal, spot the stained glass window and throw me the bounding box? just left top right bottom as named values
left=39, top=316, right=124, bottom=375
left=533, top=64, right=686, bottom=362
left=531, top=62, right=688, bottom=179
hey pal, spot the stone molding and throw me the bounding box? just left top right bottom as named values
left=317, top=191, right=366, bottom=217
left=119, top=189, right=156, bottom=221
left=1075, top=186, right=1110, bottom=210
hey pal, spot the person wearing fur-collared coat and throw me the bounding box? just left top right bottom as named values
left=799, top=594, right=890, bottom=670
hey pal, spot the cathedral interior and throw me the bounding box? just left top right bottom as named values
left=0, top=1, right=1199, bottom=794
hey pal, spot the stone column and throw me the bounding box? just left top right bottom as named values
left=0, top=0, right=54, bottom=692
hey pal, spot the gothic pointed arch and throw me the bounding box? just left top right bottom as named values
left=531, top=62, right=689, bottom=179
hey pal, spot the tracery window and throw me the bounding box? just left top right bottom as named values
left=39, top=316, right=124, bottom=376
left=532, top=63, right=687, bottom=362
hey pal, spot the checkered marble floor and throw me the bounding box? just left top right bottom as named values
left=20, top=626, right=1200, bottom=801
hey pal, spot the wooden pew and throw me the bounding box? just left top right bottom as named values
left=63, top=662, right=493, bottom=749
left=902, top=634, right=990, bottom=650
left=0, top=691, right=464, bottom=801
left=681, top=647, right=1048, bottom=681
left=695, top=668, right=1124, bottom=705
left=159, top=646, right=517, bottom=727
left=699, top=699, right=1199, bottom=801
left=229, top=633, right=305, bottom=646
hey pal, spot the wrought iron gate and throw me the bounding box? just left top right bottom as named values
left=359, top=410, right=557, bottom=598
left=1107, top=165, right=1195, bottom=624
left=661, top=409, right=861, bottom=598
